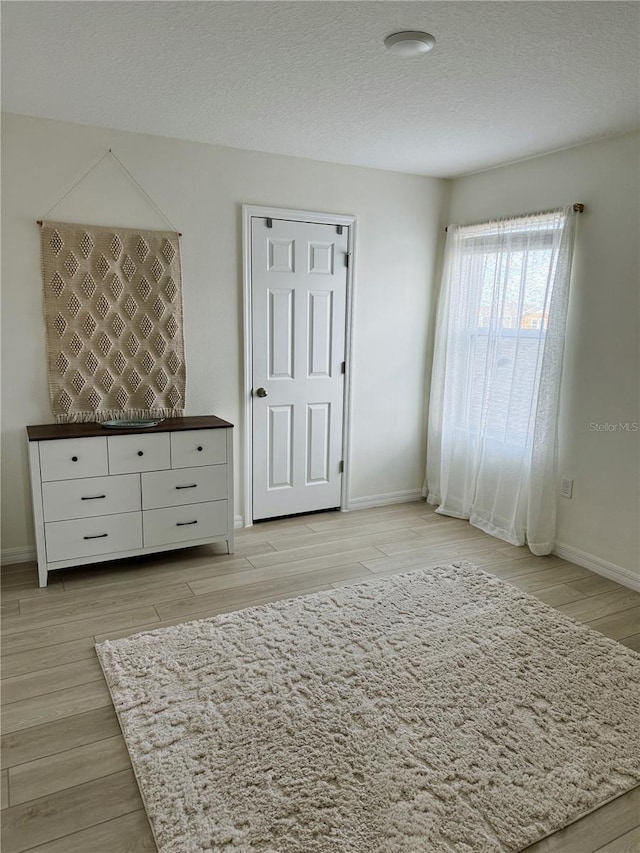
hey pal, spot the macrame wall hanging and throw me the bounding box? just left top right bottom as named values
left=38, top=151, right=186, bottom=423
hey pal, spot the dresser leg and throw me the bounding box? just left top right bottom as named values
left=38, top=565, right=48, bottom=588
left=226, top=537, right=234, bottom=555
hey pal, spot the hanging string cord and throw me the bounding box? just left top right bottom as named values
left=107, top=150, right=181, bottom=235
left=38, top=149, right=181, bottom=235
left=39, top=149, right=112, bottom=221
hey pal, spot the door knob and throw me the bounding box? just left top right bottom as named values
left=255, top=387, right=268, bottom=398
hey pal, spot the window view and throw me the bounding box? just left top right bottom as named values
left=460, top=231, right=559, bottom=446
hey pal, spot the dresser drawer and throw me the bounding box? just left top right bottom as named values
left=39, top=437, right=108, bottom=482
left=45, top=512, right=142, bottom=563
left=142, top=465, right=227, bottom=510
left=107, top=433, right=170, bottom=474
left=171, top=429, right=227, bottom=469
left=143, top=501, right=228, bottom=547
left=42, top=474, right=141, bottom=522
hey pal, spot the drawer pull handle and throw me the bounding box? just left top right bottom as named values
left=83, top=533, right=108, bottom=540
left=177, top=520, right=198, bottom=526
left=81, top=495, right=106, bottom=501
left=197, top=446, right=203, bottom=452
left=137, top=451, right=144, bottom=457
left=175, top=484, right=197, bottom=490
left=71, top=456, right=79, bottom=462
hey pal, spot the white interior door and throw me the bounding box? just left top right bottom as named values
left=251, top=217, right=348, bottom=520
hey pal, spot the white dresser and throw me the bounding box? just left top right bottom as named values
left=27, top=416, right=234, bottom=587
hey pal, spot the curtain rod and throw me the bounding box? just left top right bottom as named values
left=445, top=203, right=584, bottom=232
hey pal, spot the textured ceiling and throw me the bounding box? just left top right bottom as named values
left=2, top=1, right=639, bottom=177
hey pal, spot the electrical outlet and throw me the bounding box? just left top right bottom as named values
left=560, top=477, right=574, bottom=499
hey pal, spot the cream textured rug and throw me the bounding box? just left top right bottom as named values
left=40, top=220, right=185, bottom=422
left=96, top=562, right=640, bottom=853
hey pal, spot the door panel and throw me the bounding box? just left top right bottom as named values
left=306, top=403, right=330, bottom=484
left=268, top=405, right=294, bottom=489
left=308, top=290, right=333, bottom=377
left=252, top=217, right=348, bottom=520
left=268, top=289, right=295, bottom=378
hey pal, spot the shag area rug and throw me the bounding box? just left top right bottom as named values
left=96, top=561, right=640, bottom=853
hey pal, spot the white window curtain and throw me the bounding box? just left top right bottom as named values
left=425, top=206, right=577, bottom=555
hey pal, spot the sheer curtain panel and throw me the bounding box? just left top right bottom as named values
left=426, top=207, right=577, bottom=555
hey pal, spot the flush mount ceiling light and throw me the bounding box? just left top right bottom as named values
left=384, top=31, right=436, bottom=57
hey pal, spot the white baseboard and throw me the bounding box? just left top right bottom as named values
left=346, top=490, right=423, bottom=511
left=234, top=515, right=245, bottom=529
left=553, top=542, right=640, bottom=591
left=1, top=545, right=36, bottom=566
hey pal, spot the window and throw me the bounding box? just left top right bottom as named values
left=459, top=222, right=559, bottom=446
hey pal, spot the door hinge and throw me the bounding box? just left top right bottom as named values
left=338, top=461, right=344, bottom=474
left=336, top=225, right=343, bottom=235
left=344, top=252, right=350, bottom=268
left=341, top=361, right=346, bottom=374
left=265, top=218, right=273, bottom=228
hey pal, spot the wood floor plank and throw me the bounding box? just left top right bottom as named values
left=559, top=589, right=640, bottom=623
left=0, top=560, right=36, bottom=575
left=361, top=543, right=486, bottom=574
left=495, top=562, right=597, bottom=593
left=21, top=810, right=155, bottom=853
left=521, top=787, right=640, bottom=853
left=1, top=606, right=160, bottom=656
left=302, top=513, right=433, bottom=537
left=567, top=575, right=624, bottom=597
left=531, top=583, right=588, bottom=608
left=2, top=657, right=104, bottom=704
left=246, top=545, right=381, bottom=576
left=60, top=551, right=251, bottom=591
left=7, top=582, right=194, bottom=627
left=1, top=564, right=39, bottom=584
left=1, top=637, right=97, bottom=680
left=327, top=501, right=428, bottom=523
left=1, top=600, right=20, bottom=616
left=2, top=679, right=112, bottom=735
left=246, top=531, right=393, bottom=568
left=487, top=556, right=582, bottom=581
left=1, top=769, right=8, bottom=810
left=231, top=539, right=276, bottom=558
left=593, top=826, right=640, bottom=852
left=409, top=516, right=489, bottom=534
left=451, top=547, right=522, bottom=567
left=1, top=769, right=143, bottom=853
left=268, top=524, right=422, bottom=554
left=1, top=574, right=64, bottom=599
left=188, top=550, right=375, bottom=596
left=1, top=706, right=120, bottom=769
left=160, top=563, right=372, bottom=621
left=362, top=545, right=561, bottom=576
left=233, top=523, right=317, bottom=546
left=586, top=607, right=640, bottom=641
left=19, top=578, right=196, bottom=617
left=619, top=633, right=640, bottom=652
left=376, top=526, right=489, bottom=556
left=9, top=735, right=130, bottom=806
left=93, top=585, right=329, bottom=644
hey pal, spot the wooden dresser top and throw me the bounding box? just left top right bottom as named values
left=27, top=415, right=233, bottom=442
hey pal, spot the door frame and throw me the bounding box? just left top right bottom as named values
left=242, top=204, right=357, bottom=527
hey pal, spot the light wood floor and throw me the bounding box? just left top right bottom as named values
left=1, top=501, right=639, bottom=853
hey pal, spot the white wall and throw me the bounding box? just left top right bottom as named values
left=1, top=113, right=448, bottom=557
left=448, top=133, right=640, bottom=577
